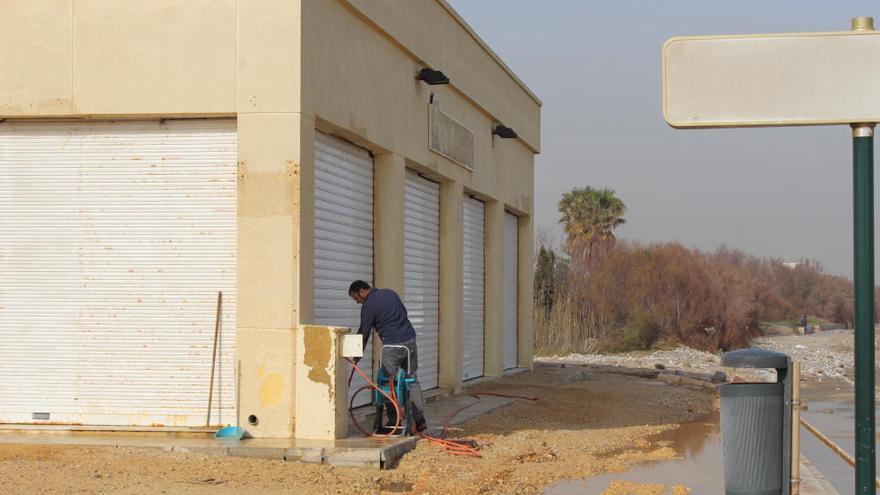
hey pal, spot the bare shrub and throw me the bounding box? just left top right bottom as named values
left=534, top=241, right=855, bottom=354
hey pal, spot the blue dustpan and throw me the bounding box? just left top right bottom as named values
left=214, top=361, right=247, bottom=440
left=214, top=426, right=246, bottom=440
left=214, top=361, right=245, bottom=441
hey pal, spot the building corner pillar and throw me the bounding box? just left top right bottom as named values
left=374, top=153, right=406, bottom=293
left=237, top=113, right=312, bottom=438
left=517, top=214, right=534, bottom=369
left=484, top=200, right=505, bottom=377
left=439, top=181, right=464, bottom=392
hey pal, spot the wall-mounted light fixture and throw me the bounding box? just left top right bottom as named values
left=493, top=124, right=517, bottom=139
left=416, top=68, right=450, bottom=85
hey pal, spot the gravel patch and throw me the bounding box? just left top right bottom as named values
left=539, top=329, right=870, bottom=386
left=752, top=331, right=856, bottom=384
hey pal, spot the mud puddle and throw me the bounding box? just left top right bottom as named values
left=543, top=414, right=722, bottom=494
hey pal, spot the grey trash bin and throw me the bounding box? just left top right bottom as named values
left=720, top=349, right=792, bottom=495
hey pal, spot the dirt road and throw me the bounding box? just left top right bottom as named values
left=0, top=368, right=714, bottom=495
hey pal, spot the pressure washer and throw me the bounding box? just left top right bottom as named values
left=346, top=346, right=538, bottom=457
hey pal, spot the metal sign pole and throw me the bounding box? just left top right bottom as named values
left=852, top=122, right=876, bottom=495
left=850, top=18, right=876, bottom=495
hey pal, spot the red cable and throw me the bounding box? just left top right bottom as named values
left=348, top=385, right=375, bottom=437
left=347, top=367, right=377, bottom=437
left=433, top=392, right=539, bottom=439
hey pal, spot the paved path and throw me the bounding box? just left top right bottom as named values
left=800, top=454, right=841, bottom=495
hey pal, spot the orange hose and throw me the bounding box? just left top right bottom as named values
left=346, top=358, right=402, bottom=438
left=416, top=391, right=539, bottom=457
left=416, top=430, right=482, bottom=457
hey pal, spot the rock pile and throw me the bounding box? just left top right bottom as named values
left=537, top=346, right=773, bottom=382
left=753, top=333, right=854, bottom=384
left=537, top=330, right=874, bottom=388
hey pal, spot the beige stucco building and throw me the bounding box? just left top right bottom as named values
left=0, top=0, right=540, bottom=439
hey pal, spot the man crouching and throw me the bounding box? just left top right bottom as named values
left=349, top=280, right=428, bottom=432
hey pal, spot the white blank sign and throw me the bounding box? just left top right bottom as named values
left=663, top=31, right=880, bottom=128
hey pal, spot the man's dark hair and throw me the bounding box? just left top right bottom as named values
left=348, top=280, right=372, bottom=294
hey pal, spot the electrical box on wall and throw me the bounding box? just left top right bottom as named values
left=339, top=333, right=363, bottom=358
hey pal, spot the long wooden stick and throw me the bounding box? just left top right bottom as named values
left=236, top=360, right=241, bottom=429
left=800, top=418, right=857, bottom=467
left=206, top=291, right=223, bottom=427
left=800, top=417, right=880, bottom=489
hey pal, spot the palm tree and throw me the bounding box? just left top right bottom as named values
left=557, top=187, right=626, bottom=261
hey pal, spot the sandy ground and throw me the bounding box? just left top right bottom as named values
left=600, top=482, right=690, bottom=495
left=0, top=368, right=714, bottom=495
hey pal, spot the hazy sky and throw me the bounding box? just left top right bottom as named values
left=447, top=0, right=880, bottom=277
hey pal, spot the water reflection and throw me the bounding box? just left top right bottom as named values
left=799, top=378, right=876, bottom=495
left=543, top=385, right=870, bottom=495
left=544, top=414, right=723, bottom=494
left=798, top=398, right=878, bottom=495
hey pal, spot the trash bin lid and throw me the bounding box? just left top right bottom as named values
left=721, top=348, right=789, bottom=369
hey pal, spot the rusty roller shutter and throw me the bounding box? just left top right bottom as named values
left=0, top=119, right=238, bottom=427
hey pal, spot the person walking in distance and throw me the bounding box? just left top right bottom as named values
left=348, top=280, right=428, bottom=432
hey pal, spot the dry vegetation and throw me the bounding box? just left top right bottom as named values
left=535, top=241, right=855, bottom=354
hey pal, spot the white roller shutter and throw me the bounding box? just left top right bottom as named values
left=312, top=132, right=374, bottom=408
left=462, top=196, right=485, bottom=380
left=404, top=171, right=440, bottom=390
left=0, top=120, right=238, bottom=427
left=503, top=213, right=519, bottom=370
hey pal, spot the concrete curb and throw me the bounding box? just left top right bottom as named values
left=170, top=445, right=231, bottom=456
left=228, top=446, right=286, bottom=460
left=0, top=435, right=419, bottom=470
left=380, top=437, right=420, bottom=468
left=152, top=441, right=418, bottom=469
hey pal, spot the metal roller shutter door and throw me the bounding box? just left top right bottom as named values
left=312, top=132, right=374, bottom=408
left=503, top=213, right=519, bottom=370
left=0, top=119, right=238, bottom=427
left=462, top=196, right=485, bottom=381
left=404, top=171, right=440, bottom=390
